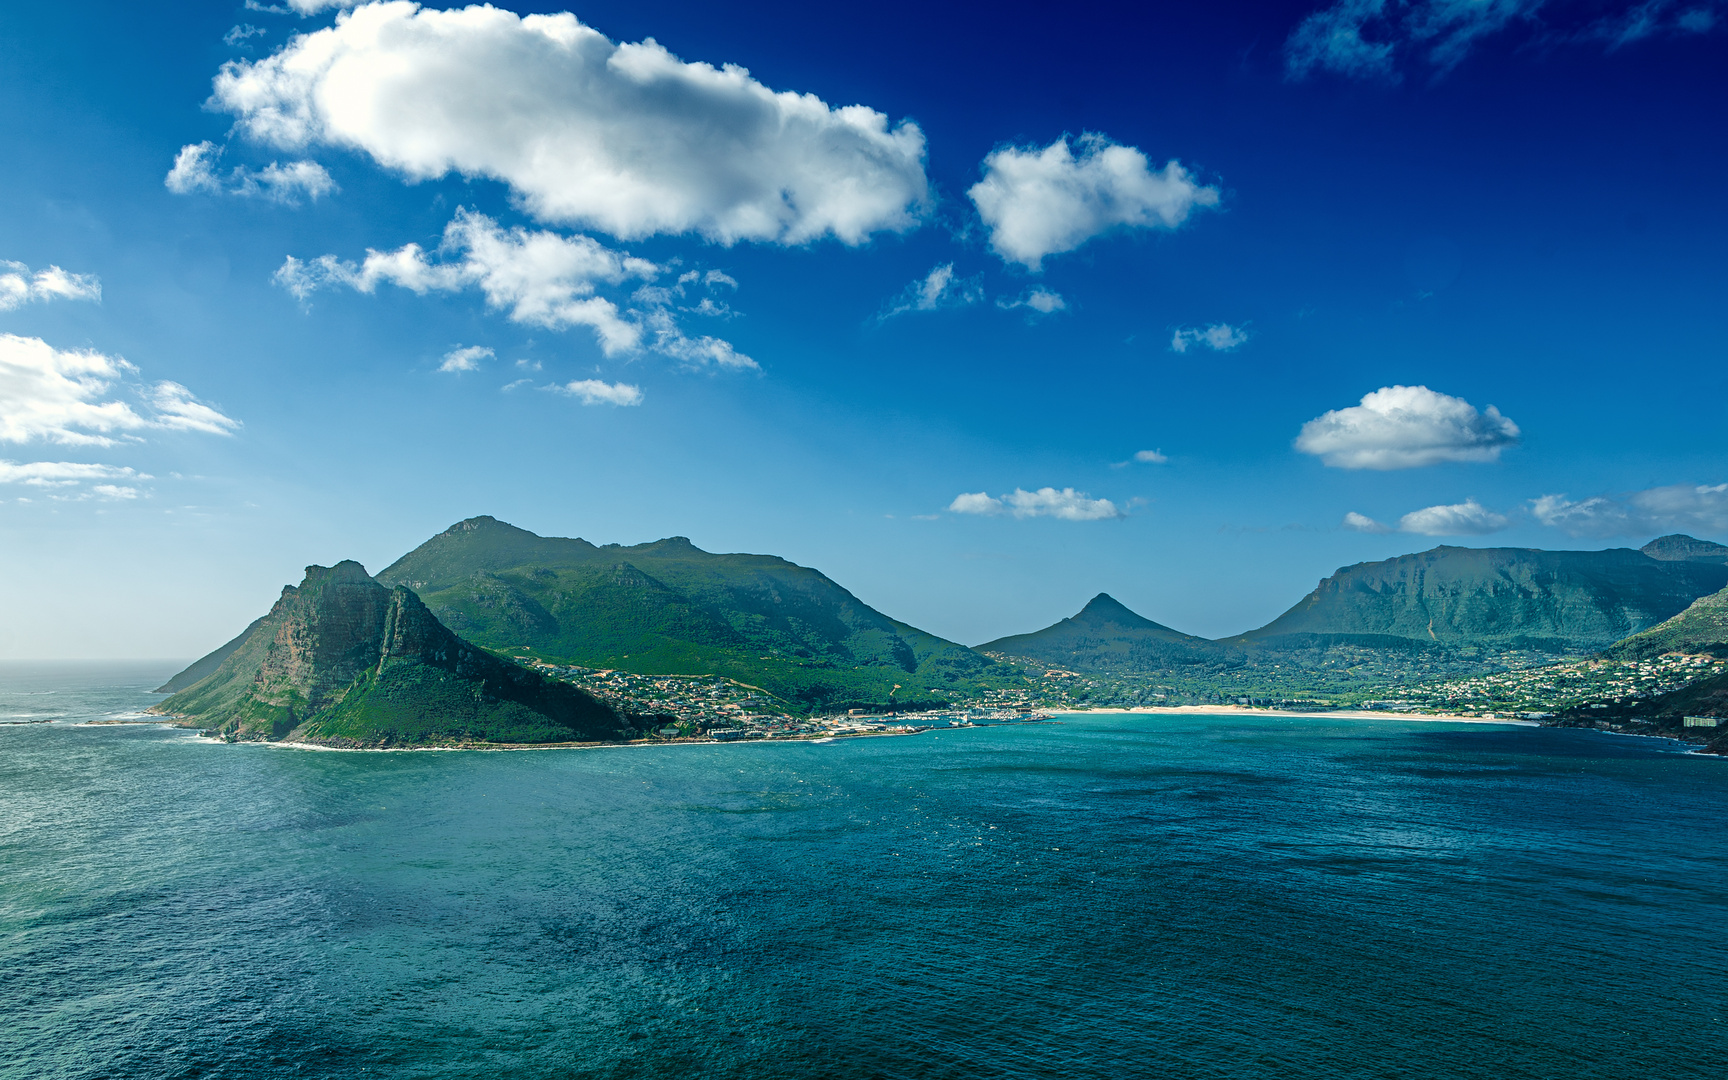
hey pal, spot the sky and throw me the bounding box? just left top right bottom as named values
left=1, top=0, right=1725, bottom=659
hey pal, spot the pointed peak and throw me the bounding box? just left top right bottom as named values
left=1073, top=593, right=1165, bottom=630
left=443, top=515, right=538, bottom=539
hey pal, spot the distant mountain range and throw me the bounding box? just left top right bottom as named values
left=983, top=536, right=1728, bottom=674
left=159, top=521, right=1728, bottom=735
left=153, top=561, right=632, bottom=747
left=373, top=516, right=1003, bottom=710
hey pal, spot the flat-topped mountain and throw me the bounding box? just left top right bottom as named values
left=153, top=561, right=631, bottom=747
left=978, top=593, right=1226, bottom=671
left=1231, top=544, right=1728, bottom=652
left=374, top=516, right=1001, bottom=710
left=1639, top=534, right=1728, bottom=563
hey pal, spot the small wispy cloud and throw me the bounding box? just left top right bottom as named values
left=0, top=460, right=146, bottom=488
left=1533, top=482, right=1728, bottom=537
left=0, top=260, right=101, bottom=311
left=1397, top=499, right=1510, bottom=536
left=223, top=24, right=267, bottom=47
left=439, top=345, right=492, bottom=373
left=1342, top=510, right=1392, bottom=533
left=947, top=487, right=1124, bottom=521
left=879, top=263, right=983, bottom=321
left=1170, top=323, right=1249, bottom=353
left=552, top=379, right=643, bottom=406
left=165, top=142, right=335, bottom=206
left=996, top=287, right=1067, bottom=315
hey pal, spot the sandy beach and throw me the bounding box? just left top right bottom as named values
left=1068, top=704, right=1539, bottom=725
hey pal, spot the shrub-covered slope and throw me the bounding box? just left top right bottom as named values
left=374, top=517, right=1004, bottom=710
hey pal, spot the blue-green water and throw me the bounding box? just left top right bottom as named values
left=3, top=663, right=1725, bottom=1079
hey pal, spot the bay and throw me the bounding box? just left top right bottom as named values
left=2, top=662, right=1724, bottom=1079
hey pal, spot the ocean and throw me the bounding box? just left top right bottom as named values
left=2, top=661, right=1724, bottom=1079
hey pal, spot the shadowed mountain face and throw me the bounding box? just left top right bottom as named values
left=1605, top=585, right=1728, bottom=659
left=978, top=593, right=1227, bottom=671
left=373, top=517, right=1001, bottom=709
left=154, top=561, right=630, bottom=747
left=1234, top=545, right=1728, bottom=652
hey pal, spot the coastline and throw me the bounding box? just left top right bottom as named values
left=1068, top=704, right=1539, bottom=725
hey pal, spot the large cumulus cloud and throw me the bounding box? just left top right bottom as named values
left=206, top=2, right=929, bottom=245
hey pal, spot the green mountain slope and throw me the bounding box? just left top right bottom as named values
left=154, top=561, right=632, bottom=747
left=978, top=593, right=1229, bottom=671
left=374, top=516, right=1004, bottom=710
left=1233, top=544, right=1728, bottom=651
left=1604, top=585, right=1728, bottom=659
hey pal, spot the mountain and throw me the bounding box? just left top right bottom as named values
left=1604, top=584, right=1728, bottom=659
left=977, top=593, right=1227, bottom=671
left=1231, top=544, right=1728, bottom=652
left=155, top=615, right=265, bottom=693
left=1639, top=534, right=1728, bottom=563
left=153, top=561, right=631, bottom=747
left=373, top=516, right=1002, bottom=710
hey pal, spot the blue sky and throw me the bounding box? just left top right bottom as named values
left=2, top=0, right=1725, bottom=658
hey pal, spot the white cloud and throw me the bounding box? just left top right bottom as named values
left=1170, top=323, right=1249, bottom=353
left=165, top=141, right=335, bottom=204
left=948, top=486, right=1124, bottom=521
left=224, top=24, right=268, bottom=47
left=438, top=345, right=492, bottom=373
left=281, top=210, right=756, bottom=367
left=997, top=287, right=1067, bottom=315
left=207, top=2, right=929, bottom=245
left=1285, top=0, right=1399, bottom=80
left=553, top=379, right=642, bottom=406
left=948, top=491, right=1002, bottom=515
left=91, top=484, right=140, bottom=500
left=1532, top=483, right=1728, bottom=538
left=0, top=460, right=144, bottom=488
left=275, top=208, right=652, bottom=355
left=1397, top=499, right=1510, bottom=536
left=879, top=263, right=982, bottom=320
left=149, top=382, right=242, bottom=436
left=645, top=309, right=758, bottom=370
left=1295, top=385, right=1519, bottom=470
left=0, top=334, right=238, bottom=446
left=285, top=0, right=360, bottom=13
left=968, top=133, right=1219, bottom=270
left=1285, top=0, right=1717, bottom=80
left=1343, top=510, right=1392, bottom=533
left=0, top=260, right=101, bottom=311
left=1133, top=449, right=1168, bottom=464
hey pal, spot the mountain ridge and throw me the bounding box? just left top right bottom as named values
left=373, top=516, right=1005, bottom=710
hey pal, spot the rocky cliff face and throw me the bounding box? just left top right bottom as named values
left=155, top=562, right=633, bottom=747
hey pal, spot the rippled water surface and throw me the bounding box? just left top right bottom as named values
left=3, top=661, right=1725, bottom=1079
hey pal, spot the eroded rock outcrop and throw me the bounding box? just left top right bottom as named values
left=154, top=562, right=634, bottom=747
